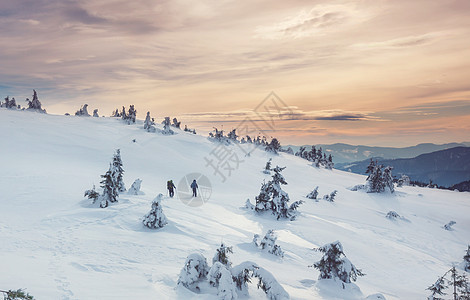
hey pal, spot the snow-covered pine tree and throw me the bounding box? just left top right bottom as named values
left=383, top=166, right=394, bottom=193
left=75, top=104, right=90, bottom=116
left=365, top=159, right=385, bottom=193
left=3, top=96, right=18, bottom=109
left=142, top=194, right=168, bottom=229
left=255, top=181, right=272, bottom=212
left=177, top=253, right=210, bottom=292
left=93, top=109, right=99, bottom=117
left=216, top=264, right=238, bottom=300
left=0, top=289, right=35, bottom=300
left=386, top=211, right=400, bottom=219
left=212, top=243, right=233, bottom=268
left=265, top=138, right=281, bottom=154
left=126, top=105, right=136, bottom=124
left=26, top=90, right=46, bottom=113
left=448, top=266, right=469, bottom=300
left=444, top=221, right=456, bottom=231
left=306, top=186, right=319, bottom=200
left=231, top=262, right=289, bottom=299
left=84, top=184, right=99, bottom=204
left=263, top=158, right=272, bottom=174
left=258, top=229, right=284, bottom=257
left=111, top=109, right=120, bottom=117
left=295, top=146, right=306, bottom=158
left=120, top=106, right=127, bottom=120
left=143, top=112, right=156, bottom=132
left=172, top=117, right=181, bottom=129
left=227, top=129, right=238, bottom=143
left=327, top=154, right=334, bottom=169
left=427, top=266, right=470, bottom=300
left=271, top=166, right=299, bottom=219
left=464, top=245, right=470, bottom=272
left=184, top=125, right=196, bottom=134
left=111, top=149, right=126, bottom=192
left=427, top=276, right=447, bottom=300
left=99, top=167, right=117, bottom=208
left=161, top=117, right=175, bottom=135
left=128, top=178, right=143, bottom=195
left=323, top=190, right=337, bottom=202
left=313, top=240, right=364, bottom=284
left=254, top=166, right=303, bottom=220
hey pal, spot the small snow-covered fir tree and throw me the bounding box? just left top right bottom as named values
left=178, top=253, right=210, bottom=292
left=227, top=129, right=238, bottom=142
left=255, top=230, right=284, bottom=257
left=172, top=117, right=181, bottom=129
left=161, top=117, right=175, bottom=135
left=142, top=194, right=168, bottom=229
left=383, top=166, right=394, bottom=193
left=100, top=167, right=117, bottom=208
left=217, top=265, right=238, bottom=300
left=75, top=104, right=90, bottom=116
left=84, top=184, right=99, bottom=204
left=386, top=211, right=400, bottom=219
left=265, top=138, right=281, bottom=154
left=464, top=245, right=470, bottom=272
left=143, top=111, right=156, bottom=132
left=323, top=190, right=337, bottom=202
left=365, top=160, right=385, bottom=193
left=263, top=158, right=272, bottom=174
left=93, top=109, right=99, bottom=117
left=208, top=262, right=238, bottom=299
left=128, top=178, right=143, bottom=195
left=313, top=241, right=364, bottom=284
left=444, top=221, right=456, bottom=231
left=231, top=262, right=289, bottom=299
left=208, top=127, right=229, bottom=144
left=25, top=90, right=46, bottom=113
left=184, top=125, right=196, bottom=134
left=111, top=149, right=126, bottom=192
left=254, top=166, right=303, bottom=220
left=212, top=243, right=233, bottom=268
left=306, top=186, right=319, bottom=200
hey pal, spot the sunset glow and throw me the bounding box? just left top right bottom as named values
left=1, top=0, right=470, bottom=146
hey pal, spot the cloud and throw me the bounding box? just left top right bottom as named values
left=255, top=4, right=372, bottom=39
left=63, top=5, right=108, bottom=25
left=352, top=32, right=442, bottom=50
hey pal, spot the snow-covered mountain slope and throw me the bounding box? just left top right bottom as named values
left=1, top=109, right=469, bottom=300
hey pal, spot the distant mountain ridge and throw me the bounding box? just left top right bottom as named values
left=287, top=142, right=470, bottom=164
left=335, top=146, right=470, bottom=187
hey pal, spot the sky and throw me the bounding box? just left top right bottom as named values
left=1, top=0, right=470, bottom=146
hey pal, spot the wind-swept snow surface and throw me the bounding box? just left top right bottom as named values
left=0, top=109, right=469, bottom=299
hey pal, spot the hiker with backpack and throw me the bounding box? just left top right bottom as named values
left=167, top=180, right=176, bottom=197
left=190, top=179, right=198, bottom=197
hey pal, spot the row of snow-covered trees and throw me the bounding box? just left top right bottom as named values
left=1, top=90, right=46, bottom=113
left=208, top=127, right=334, bottom=169
left=295, top=146, right=334, bottom=169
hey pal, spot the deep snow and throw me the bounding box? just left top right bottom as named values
left=0, top=109, right=469, bottom=299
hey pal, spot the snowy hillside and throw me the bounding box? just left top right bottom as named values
left=1, top=109, right=469, bottom=300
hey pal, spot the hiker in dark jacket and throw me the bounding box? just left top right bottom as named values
left=190, top=179, right=198, bottom=197
left=167, top=180, right=176, bottom=197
